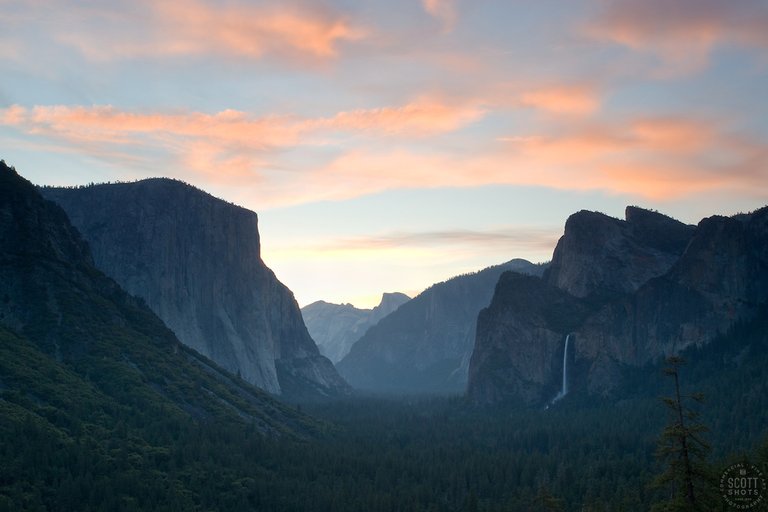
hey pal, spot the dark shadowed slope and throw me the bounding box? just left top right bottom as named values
left=42, top=179, right=348, bottom=400
left=469, top=206, right=768, bottom=406
left=0, top=160, right=317, bottom=432
left=338, top=259, right=545, bottom=394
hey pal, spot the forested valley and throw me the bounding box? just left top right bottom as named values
left=3, top=306, right=767, bottom=511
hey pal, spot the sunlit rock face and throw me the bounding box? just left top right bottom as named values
left=469, top=206, right=768, bottom=406
left=43, top=179, right=349, bottom=399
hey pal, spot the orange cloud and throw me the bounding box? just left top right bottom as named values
left=320, top=228, right=559, bottom=252
left=422, top=0, right=458, bottom=32
left=56, top=0, right=366, bottom=61
left=268, top=228, right=559, bottom=264
left=274, top=116, right=766, bottom=206
left=3, top=103, right=765, bottom=207
left=585, top=0, right=768, bottom=72
left=320, top=98, right=485, bottom=136
left=13, top=105, right=303, bottom=149
left=519, top=85, right=600, bottom=116
left=485, top=82, right=603, bottom=118
left=0, top=98, right=484, bottom=182
left=628, top=117, right=718, bottom=153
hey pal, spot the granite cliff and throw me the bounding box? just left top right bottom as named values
left=42, top=179, right=348, bottom=399
left=467, top=272, right=592, bottom=406
left=0, top=161, right=314, bottom=434
left=544, top=206, right=694, bottom=300
left=468, top=206, right=768, bottom=406
left=337, top=259, right=545, bottom=394
left=302, top=292, right=410, bottom=363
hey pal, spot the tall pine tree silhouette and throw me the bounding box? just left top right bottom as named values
left=652, top=357, right=715, bottom=511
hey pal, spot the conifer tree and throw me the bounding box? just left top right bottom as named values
left=652, top=356, right=715, bottom=511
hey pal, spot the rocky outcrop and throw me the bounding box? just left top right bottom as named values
left=0, top=160, right=315, bottom=434
left=544, top=207, right=694, bottom=301
left=337, top=259, right=545, bottom=394
left=574, top=208, right=768, bottom=393
left=468, top=206, right=768, bottom=406
left=467, top=273, right=592, bottom=406
left=302, top=292, right=410, bottom=363
left=42, top=179, right=348, bottom=399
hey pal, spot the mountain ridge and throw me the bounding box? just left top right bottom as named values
left=0, top=160, right=316, bottom=431
left=302, top=292, right=410, bottom=363
left=468, top=205, right=768, bottom=406
left=337, top=259, right=546, bottom=394
left=41, top=179, right=349, bottom=399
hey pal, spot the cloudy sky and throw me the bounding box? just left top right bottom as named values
left=2, top=0, right=767, bottom=308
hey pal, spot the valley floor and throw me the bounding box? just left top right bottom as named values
left=3, top=311, right=768, bottom=512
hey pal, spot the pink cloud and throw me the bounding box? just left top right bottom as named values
left=484, top=82, right=604, bottom=118
left=3, top=102, right=765, bottom=207
left=585, top=0, right=768, bottom=72
left=53, top=0, right=366, bottom=62
left=421, top=0, right=458, bottom=32
left=270, top=227, right=560, bottom=260
left=519, top=85, right=600, bottom=116
left=278, top=116, right=766, bottom=206
left=319, top=97, right=485, bottom=136
left=0, top=98, right=484, bottom=183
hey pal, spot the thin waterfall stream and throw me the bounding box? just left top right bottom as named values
left=551, top=334, right=570, bottom=404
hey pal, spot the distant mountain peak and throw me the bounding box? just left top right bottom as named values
left=301, top=292, right=411, bottom=364
left=336, top=259, right=546, bottom=394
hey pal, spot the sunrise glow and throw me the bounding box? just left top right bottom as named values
left=2, top=0, right=767, bottom=307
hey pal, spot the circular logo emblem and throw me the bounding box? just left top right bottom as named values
left=720, top=462, right=766, bottom=510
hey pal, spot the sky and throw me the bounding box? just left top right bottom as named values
left=2, top=0, right=768, bottom=308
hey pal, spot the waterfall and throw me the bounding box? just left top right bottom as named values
left=551, top=334, right=570, bottom=404
left=561, top=333, right=570, bottom=396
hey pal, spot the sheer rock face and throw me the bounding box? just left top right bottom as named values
left=467, top=273, right=591, bottom=406
left=1, top=161, right=319, bottom=434
left=574, top=209, right=768, bottom=391
left=42, top=179, right=348, bottom=398
left=469, top=206, right=768, bottom=406
left=302, top=292, right=410, bottom=364
left=544, top=207, right=695, bottom=301
left=337, top=259, right=545, bottom=394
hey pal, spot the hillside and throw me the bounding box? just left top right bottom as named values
left=0, top=160, right=322, bottom=509
left=42, top=180, right=348, bottom=400
left=337, top=259, right=545, bottom=394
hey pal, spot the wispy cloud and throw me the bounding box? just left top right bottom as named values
left=500, top=116, right=768, bottom=198
left=281, top=114, right=767, bottom=206
left=518, top=85, right=600, bottom=116
left=9, top=0, right=366, bottom=63
left=4, top=101, right=766, bottom=206
left=268, top=227, right=560, bottom=260
left=421, top=0, right=458, bottom=32
left=319, top=97, right=485, bottom=135
left=584, top=0, right=768, bottom=73
left=0, top=98, right=485, bottom=181
left=4, top=101, right=765, bottom=206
